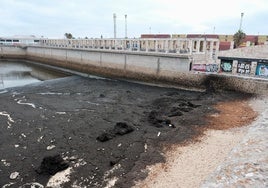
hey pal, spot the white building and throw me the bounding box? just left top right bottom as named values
left=0, top=35, right=42, bottom=46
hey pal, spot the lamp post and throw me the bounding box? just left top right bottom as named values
left=125, top=14, right=127, bottom=38
left=113, top=13, right=117, bottom=38
left=239, top=12, right=244, bottom=30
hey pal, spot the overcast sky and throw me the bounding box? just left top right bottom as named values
left=0, top=0, right=268, bottom=38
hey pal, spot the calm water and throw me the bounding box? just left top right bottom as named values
left=0, top=60, right=69, bottom=89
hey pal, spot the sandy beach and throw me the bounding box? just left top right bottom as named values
left=134, top=98, right=266, bottom=188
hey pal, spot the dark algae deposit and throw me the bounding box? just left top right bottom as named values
left=0, top=75, right=250, bottom=187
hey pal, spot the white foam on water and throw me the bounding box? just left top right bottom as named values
left=0, top=90, right=8, bottom=94
left=56, top=112, right=67, bottom=115
left=1, top=159, right=11, bottom=167
left=86, top=101, right=100, bottom=106
left=38, top=92, right=70, bottom=95
left=7, top=121, right=12, bottom=129
left=2, top=182, right=15, bottom=188
left=0, top=111, right=14, bottom=123
left=37, top=136, right=43, bottom=142
left=17, top=100, right=36, bottom=108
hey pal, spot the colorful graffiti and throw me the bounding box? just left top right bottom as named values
left=256, top=64, right=268, bottom=76
left=206, top=64, right=219, bottom=72
left=220, top=61, right=232, bottom=72
left=237, top=62, right=251, bottom=74
left=192, top=64, right=218, bottom=72
left=192, top=64, right=206, bottom=72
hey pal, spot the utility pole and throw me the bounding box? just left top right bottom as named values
left=125, top=14, right=127, bottom=38
left=239, top=12, right=244, bottom=30
left=113, top=13, right=117, bottom=38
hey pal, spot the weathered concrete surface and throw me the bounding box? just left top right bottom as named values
left=202, top=74, right=268, bottom=95
left=219, top=45, right=268, bottom=60
left=0, top=46, right=26, bottom=59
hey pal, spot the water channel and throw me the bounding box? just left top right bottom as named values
left=0, top=60, right=69, bottom=90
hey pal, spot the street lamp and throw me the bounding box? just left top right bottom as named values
left=239, top=12, right=244, bottom=30
left=125, top=14, right=127, bottom=38
left=113, top=13, right=117, bottom=38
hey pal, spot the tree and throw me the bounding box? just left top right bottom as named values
left=64, top=33, right=73, bottom=39
left=233, top=30, right=246, bottom=48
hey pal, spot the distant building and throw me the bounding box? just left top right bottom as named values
left=186, top=34, right=219, bottom=39
left=163, top=33, right=268, bottom=51
left=171, top=34, right=186, bottom=38
left=140, top=34, right=171, bottom=38
left=258, top=35, right=268, bottom=45
left=0, top=35, right=42, bottom=46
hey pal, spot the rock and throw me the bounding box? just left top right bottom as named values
left=97, top=132, right=114, bottom=142
left=99, top=94, right=105, bottom=98
left=168, top=111, right=183, bottom=117
left=178, top=107, right=193, bottom=112
left=36, top=154, right=69, bottom=175
left=114, top=122, right=134, bottom=135
left=10, top=171, right=19, bottom=179
left=109, top=159, right=120, bottom=166
left=148, top=110, right=158, bottom=122
left=148, top=110, right=171, bottom=127
left=187, top=102, right=201, bottom=108
left=96, top=122, right=134, bottom=142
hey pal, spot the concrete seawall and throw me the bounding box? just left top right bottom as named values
left=0, top=46, right=26, bottom=58
left=25, top=46, right=205, bottom=89
left=1, top=45, right=267, bottom=94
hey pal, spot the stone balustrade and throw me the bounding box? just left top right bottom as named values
left=39, top=38, right=219, bottom=58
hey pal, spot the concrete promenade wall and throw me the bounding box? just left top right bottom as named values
left=26, top=46, right=198, bottom=86
left=1, top=45, right=268, bottom=95
left=1, top=46, right=26, bottom=58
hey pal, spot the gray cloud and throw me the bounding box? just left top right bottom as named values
left=0, top=0, right=267, bottom=38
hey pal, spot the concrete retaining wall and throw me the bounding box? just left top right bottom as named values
left=1, top=45, right=268, bottom=95
left=1, top=46, right=26, bottom=58
left=26, top=46, right=192, bottom=82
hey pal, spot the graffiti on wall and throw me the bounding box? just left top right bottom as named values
left=256, top=64, right=268, bottom=76
left=192, top=64, right=218, bottom=72
left=237, top=62, right=251, bottom=74
left=192, top=64, right=206, bottom=71
left=206, top=64, right=219, bottom=72
left=220, top=61, right=232, bottom=72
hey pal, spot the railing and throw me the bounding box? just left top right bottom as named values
left=38, top=38, right=219, bottom=57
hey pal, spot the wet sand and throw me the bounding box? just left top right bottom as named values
left=0, top=75, right=255, bottom=187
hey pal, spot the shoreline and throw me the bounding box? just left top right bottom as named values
left=0, top=76, right=258, bottom=187
left=134, top=96, right=266, bottom=188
